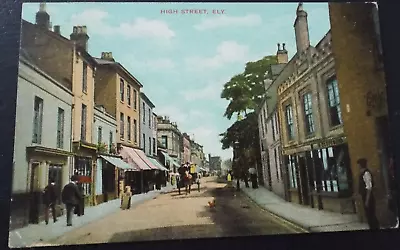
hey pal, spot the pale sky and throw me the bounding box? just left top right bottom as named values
left=22, top=2, right=331, bottom=161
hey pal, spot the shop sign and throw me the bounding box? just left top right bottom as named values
left=316, top=137, right=346, bottom=149
left=77, top=176, right=92, bottom=183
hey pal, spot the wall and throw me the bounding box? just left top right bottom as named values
left=93, top=107, right=117, bottom=149
left=152, top=113, right=158, bottom=157
left=266, top=111, right=285, bottom=198
left=20, top=21, right=73, bottom=90
left=14, top=59, right=73, bottom=193
left=115, top=73, right=141, bottom=148
left=329, top=2, right=391, bottom=225
left=72, top=52, right=95, bottom=143
left=94, top=68, right=117, bottom=117
left=139, top=97, right=154, bottom=155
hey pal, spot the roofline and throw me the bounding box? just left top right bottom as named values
left=118, top=63, right=143, bottom=88
left=19, top=54, right=73, bottom=96
left=95, top=59, right=144, bottom=88
left=140, top=92, right=155, bottom=108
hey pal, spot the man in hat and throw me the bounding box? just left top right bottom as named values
left=61, top=175, right=82, bottom=226
left=42, top=179, right=58, bottom=225
left=358, top=158, right=380, bottom=230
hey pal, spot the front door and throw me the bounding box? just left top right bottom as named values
left=298, top=155, right=310, bottom=206
left=48, top=164, right=63, bottom=205
left=28, top=162, right=40, bottom=224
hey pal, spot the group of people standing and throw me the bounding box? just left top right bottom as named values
left=42, top=175, right=84, bottom=227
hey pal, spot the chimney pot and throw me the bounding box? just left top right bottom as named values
left=282, top=43, right=286, bottom=50
left=82, top=26, right=87, bottom=34
left=277, top=43, right=281, bottom=50
left=39, top=3, right=46, bottom=12
left=73, top=26, right=78, bottom=34
left=54, top=25, right=60, bottom=35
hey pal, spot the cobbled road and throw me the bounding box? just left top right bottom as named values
left=48, top=177, right=302, bottom=245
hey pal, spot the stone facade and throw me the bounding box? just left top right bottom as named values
left=276, top=4, right=354, bottom=214
left=157, top=116, right=182, bottom=163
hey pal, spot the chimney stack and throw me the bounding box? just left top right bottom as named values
left=53, top=25, right=60, bottom=35
left=294, top=2, right=310, bottom=53
left=277, top=41, right=288, bottom=64
left=101, top=52, right=115, bottom=61
left=70, top=25, right=90, bottom=51
left=36, top=2, right=50, bottom=30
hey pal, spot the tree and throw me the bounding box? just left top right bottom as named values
left=220, top=55, right=277, bottom=119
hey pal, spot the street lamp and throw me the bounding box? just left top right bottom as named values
left=234, top=140, right=240, bottom=191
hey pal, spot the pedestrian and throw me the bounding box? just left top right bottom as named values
left=42, top=179, right=58, bottom=225
left=357, top=158, right=380, bottom=230
left=196, top=174, right=201, bottom=192
left=61, top=176, right=82, bottom=227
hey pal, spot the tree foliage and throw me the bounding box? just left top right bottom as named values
left=221, top=55, right=277, bottom=119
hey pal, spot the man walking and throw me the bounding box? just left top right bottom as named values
left=61, top=176, right=82, bottom=227
left=358, top=158, right=380, bottom=230
left=42, top=179, right=58, bottom=225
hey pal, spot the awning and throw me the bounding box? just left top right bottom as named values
left=133, top=149, right=158, bottom=170
left=148, top=157, right=169, bottom=171
left=119, top=146, right=151, bottom=170
left=99, top=155, right=138, bottom=171
left=161, top=152, right=180, bottom=167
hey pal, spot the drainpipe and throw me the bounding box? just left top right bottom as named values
left=70, top=103, right=74, bottom=182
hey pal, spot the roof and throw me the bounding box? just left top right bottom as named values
left=94, top=57, right=144, bottom=88
left=140, top=92, right=155, bottom=108
left=22, top=19, right=97, bottom=67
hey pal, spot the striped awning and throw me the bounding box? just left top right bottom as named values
left=133, top=149, right=158, bottom=170
left=119, top=146, right=151, bottom=170
left=100, top=155, right=137, bottom=171
left=161, top=152, right=180, bottom=167
left=148, top=158, right=169, bottom=171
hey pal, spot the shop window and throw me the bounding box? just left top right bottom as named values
left=326, top=77, right=343, bottom=126
left=287, top=155, right=298, bottom=189
left=312, top=144, right=351, bottom=193
left=303, top=92, right=315, bottom=135
left=74, top=157, right=92, bottom=196
left=285, top=104, right=295, bottom=140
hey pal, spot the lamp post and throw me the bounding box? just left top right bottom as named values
left=234, top=140, right=240, bottom=191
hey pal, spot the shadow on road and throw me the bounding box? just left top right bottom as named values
left=108, top=224, right=222, bottom=243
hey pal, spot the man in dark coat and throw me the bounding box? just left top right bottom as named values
left=358, top=158, right=380, bottom=230
left=61, top=176, right=82, bottom=226
left=43, top=179, right=58, bottom=225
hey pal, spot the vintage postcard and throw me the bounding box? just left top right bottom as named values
left=7, top=1, right=398, bottom=248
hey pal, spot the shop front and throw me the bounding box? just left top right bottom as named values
left=72, top=140, right=97, bottom=207
left=95, top=154, right=137, bottom=204
left=283, top=136, right=355, bottom=214
left=24, top=146, right=73, bottom=226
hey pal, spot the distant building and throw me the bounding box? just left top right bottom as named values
left=152, top=112, right=158, bottom=157
left=182, top=133, right=191, bottom=164
left=157, top=116, right=183, bottom=165
left=208, top=155, right=222, bottom=171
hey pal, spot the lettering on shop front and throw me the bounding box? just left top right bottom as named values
left=317, top=137, right=345, bottom=149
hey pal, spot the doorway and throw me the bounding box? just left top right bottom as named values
left=28, top=162, right=40, bottom=224
left=298, top=155, right=310, bottom=206
left=48, top=164, right=63, bottom=205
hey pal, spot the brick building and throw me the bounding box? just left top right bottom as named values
left=329, top=2, right=396, bottom=227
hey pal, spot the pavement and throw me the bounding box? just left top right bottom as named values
left=22, top=177, right=302, bottom=246
left=8, top=184, right=174, bottom=248
left=235, top=180, right=369, bottom=232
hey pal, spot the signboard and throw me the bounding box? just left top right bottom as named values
left=316, top=136, right=346, bottom=149
left=77, top=176, right=92, bottom=183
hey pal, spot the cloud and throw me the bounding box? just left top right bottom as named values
left=194, top=14, right=262, bottom=31
left=179, top=76, right=231, bottom=101
left=185, top=41, right=249, bottom=71
left=69, top=9, right=175, bottom=41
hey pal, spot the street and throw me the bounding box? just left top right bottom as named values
left=46, top=177, right=303, bottom=245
